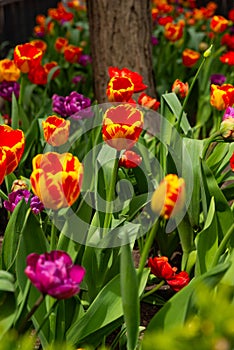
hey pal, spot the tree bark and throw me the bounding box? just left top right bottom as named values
left=86, top=0, right=156, bottom=103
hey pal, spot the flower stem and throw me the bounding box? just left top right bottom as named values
left=18, top=294, right=45, bottom=334
left=0, top=188, right=8, bottom=200
left=103, top=152, right=120, bottom=234
left=176, top=50, right=211, bottom=132
left=50, top=212, right=58, bottom=250
left=137, top=219, right=160, bottom=282
left=35, top=299, right=60, bottom=336
left=141, top=280, right=165, bottom=300
left=211, top=223, right=234, bottom=268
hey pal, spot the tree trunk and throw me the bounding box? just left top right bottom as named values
left=86, top=0, right=156, bottom=103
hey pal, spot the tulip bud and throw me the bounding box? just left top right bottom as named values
left=11, top=179, right=28, bottom=192
left=151, top=174, right=185, bottom=220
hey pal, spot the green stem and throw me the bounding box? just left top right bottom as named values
left=137, top=219, right=160, bottom=282
left=35, top=299, right=60, bottom=337
left=103, top=152, right=120, bottom=232
left=176, top=52, right=211, bottom=132
left=0, top=188, right=8, bottom=200
left=141, top=280, right=165, bottom=300
left=201, top=132, right=222, bottom=159
left=18, top=294, right=45, bottom=334
left=211, top=223, right=234, bottom=268
left=50, top=212, right=58, bottom=250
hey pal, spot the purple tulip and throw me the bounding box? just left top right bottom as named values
left=78, top=54, right=92, bottom=66
left=72, top=75, right=84, bottom=85
left=25, top=250, right=85, bottom=299
left=222, top=106, right=234, bottom=121
left=52, top=91, right=93, bottom=120
left=30, top=195, right=44, bottom=215
left=0, top=80, right=20, bottom=101
left=210, top=74, right=226, bottom=86
left=4, top=189, right=31, bottom=212
left=151, top=36, right=159, bottom=46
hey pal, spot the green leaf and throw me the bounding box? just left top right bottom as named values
left=201, top=160, right=234, bottom=242
left=1, top=200, right=28, bottom=272
left=11, top=93, right=19, bottom=129
left=195, top=197, right=218, bottom=276
left=146, top=262, right=230, bottom=333
left=15, top=211, right=49, bottom=347
left=66, top=274, right=123, bottom=346
left=0, top=271, right=16, bottom=338
left=120, top=243, right=140, bottom=350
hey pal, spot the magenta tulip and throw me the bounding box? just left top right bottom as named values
left=25, top=250, right=85, bottom=299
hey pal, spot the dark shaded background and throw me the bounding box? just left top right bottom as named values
left=0, top=0, right=58, bottom=57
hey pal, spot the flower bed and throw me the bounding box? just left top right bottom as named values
left=0, top=1, right=234, bottom=349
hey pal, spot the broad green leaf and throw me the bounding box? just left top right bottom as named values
left=195, top=197, right=218, bottom=276
left=15, top=211, right=49, bottom=347
left=120, top=243, right=139, bottom=350
left=182, top=138, right=204, bottom=227
left=146, top=263, right=230, bottom=333
left=66, top=274, right=123, bottom=346
left=11, top=93, right=19, bottom=129
left=201, top=160, right=234, bottom=242
left=0, top=271, right=16, bottom=338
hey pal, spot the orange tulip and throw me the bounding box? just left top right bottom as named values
left=106, top=76, right=134, bottom=102
left=0, top=59, right=21, bottom=82
left=42, top=115, right=70, bottom=146
left=14, top=43, right=43, bottom=73
left=151, top=174, right=185, bottom=220
left=182, top=48, right=200, bottom=67
left=0, top=125, right=25, bottom=184
left=30, top=152, right=83, bottom=210
left=102, top=104, right=144, bottom=151
left=172, top=79, right=189, bottom=99
left=210, top=15, right=229, bottom=33
left=210, top=84, right=234, bottom=110
left=138, top=92, right=160, bottom=110
left=164, top=21, right=184, bottom=42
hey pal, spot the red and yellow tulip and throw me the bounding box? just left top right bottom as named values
left=0, top=125, right=25, bottom=184
left=106, top=76, right=134, bottom=102
left=164, top=21, right=184, bottom=42
left=172, top=79, right=189, bottom=99
left=42, top=115, right=70, bottom=147
left=102, top=104, right=144, bottom=151
left=30, top=152, right=83, bottom=210
left=151, top=174, right=185, bottom=220
left=210, top=15, right=229, bottom=33
left=14, top=43, right=43, bottom=73
left=64, top=45, right=83, bottom=63
left=182, top=48, right=201, bottom=67
left=210, top=84, right=234, bottom=110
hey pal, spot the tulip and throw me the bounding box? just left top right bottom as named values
left=167, top=271, right=190, bottom=292
left=28, top=65, right=48, bottom=85
left=108, top=67, right=147, bottom=93
left=210, top=84, right=234, bottom=111
left=30, top=39, right=47, bottom=54
left=52, top=91, right=92, bottom=119
left=210, top=15, right=229, bottom=33
left=172, top=79, right=189, bottom=99
left=138, top=92, right=160, bottom=110
left=220, top=51, right=234, bottom=66
left=230, top=152, right=234, bottom=171
left=25, top=250, right=85, bottom=299
left=64, top=45, right=83, bottom=63
left=30, top=152, right=83, bottom=210
left=151, top=174, right=185, bottom=220
left=102, top=104, right=144, bottom=151
left=148, top=256, right=177, bottom=280
left=182, top=48, right=200, bottom=67
left=0, top=149, right=7, bottom=185
left=42, top=115, right=70, bottom=147
left=210, top=73, right=226, bottom=85
left=0, top=59, right=21, bottom=82
left=164, top=21, right=184, bottom=42
left=4, top=189, right=31, bottom=212
left=220, top=107, right=234, bottom=140
left=44, top=61, right=60, bottom=80
left=119, top=150, right=142, bottom=168
left=106, top=76, right=134, bottom=102
left=54, top=37, right=69, bottom=53
left=0, top=81, right=20, bottom=101
left=14, top=43, right=43, bottom=73
left=0, top=125, right=25, bottom=184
